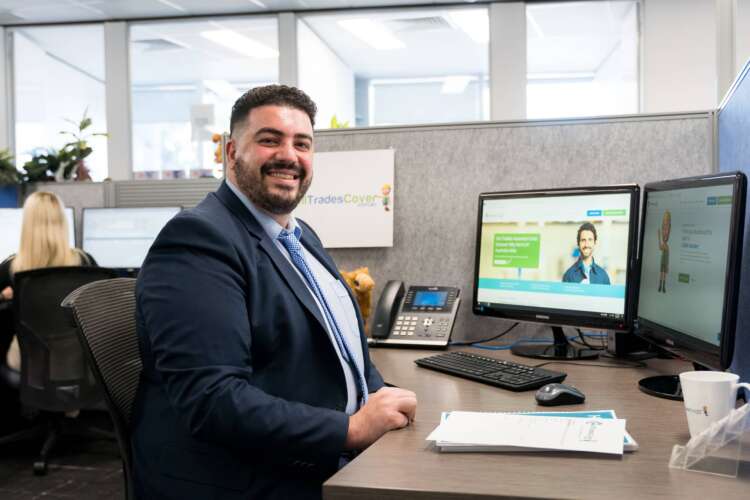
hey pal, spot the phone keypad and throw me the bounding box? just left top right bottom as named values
left=391, top=315, right=451, bottom=337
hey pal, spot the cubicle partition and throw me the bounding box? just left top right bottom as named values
left=31, top=113, right=713, bottom=343
left=718, top=60, right=750, bottom=385
left=318, top=114, right=713, bottom=342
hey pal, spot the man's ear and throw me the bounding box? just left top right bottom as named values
left=226, top=138, right=237, bottom=165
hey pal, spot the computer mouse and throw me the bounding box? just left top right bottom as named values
left=535, top=383, right=585, bottom=406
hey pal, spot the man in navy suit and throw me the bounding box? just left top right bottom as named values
left=132, top=85, right=417, bottom=499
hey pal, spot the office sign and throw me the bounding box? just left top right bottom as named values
left=295, top=149, right=394, bottom=248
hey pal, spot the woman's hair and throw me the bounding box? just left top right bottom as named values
left=11, top=191, right=83, bottom=274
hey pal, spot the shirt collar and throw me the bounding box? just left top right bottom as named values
left=579, top=257, right=597, bottom=273
left=225, top=178, right=302, bottom=241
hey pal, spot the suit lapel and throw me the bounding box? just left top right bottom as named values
left=214, top=183, right=328, bottom=331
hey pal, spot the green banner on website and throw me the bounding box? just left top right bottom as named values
left=493, top=233, right=540, bottom=268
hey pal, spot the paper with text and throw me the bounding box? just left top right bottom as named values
left=426, top=411, right=625, bottom=455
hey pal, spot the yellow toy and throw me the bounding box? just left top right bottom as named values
left=340, top=267, right=375, bottom=332
left=212, top=133, right=223, bottom=164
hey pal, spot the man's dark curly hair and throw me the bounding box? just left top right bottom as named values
left=230, top=84, right=317, bottom=136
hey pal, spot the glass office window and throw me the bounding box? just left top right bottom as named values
left=299, top=6, right=489, bottom=128
left=526, top=1, right=639, bottom=119
left=130, top=17, right=278, bottom=180
left=13, top=25, right=108, bottom=181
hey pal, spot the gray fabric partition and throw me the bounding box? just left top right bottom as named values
left=38, top=113, right=714, bottom=343
left=317, top=115, right=714, bottom=342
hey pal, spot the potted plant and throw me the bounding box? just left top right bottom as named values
left=0, top=148, right=21, bottom=207
left=21, top=148, right=59, bottom=183
left=57, top=109, right=107, bottom=181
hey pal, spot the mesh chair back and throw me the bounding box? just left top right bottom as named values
left=63, top=277, right=139, bottom=500
left=13, top=266, right=118, bottom=412
left=63, top=278, right=140, bottom=427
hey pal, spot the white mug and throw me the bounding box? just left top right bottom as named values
left=679, top=371, right=750, bottom=437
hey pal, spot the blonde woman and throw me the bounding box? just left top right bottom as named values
left=0, top=192, right=96, bottom=371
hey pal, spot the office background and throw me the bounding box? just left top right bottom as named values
left=0, top=0, right=743, bottom=342
left=34, top=110, right=712, bottom=342
left=0, top=0, right=748, bottom=181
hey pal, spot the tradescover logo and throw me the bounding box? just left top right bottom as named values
left=299, top=184, right=393, bottom=210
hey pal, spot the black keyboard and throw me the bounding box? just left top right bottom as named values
left=415, top=351, right=567, bottom=392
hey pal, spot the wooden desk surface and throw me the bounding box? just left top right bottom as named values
left=324, top=348, right=750, bottom=500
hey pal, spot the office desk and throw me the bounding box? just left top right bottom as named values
left=324, top=348, right=750, bottom=500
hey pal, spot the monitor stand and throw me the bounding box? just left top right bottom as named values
left=511, top=326, right=599, bottom=360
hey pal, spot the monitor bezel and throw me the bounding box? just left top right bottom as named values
left=81, top=206, right=182, bottom=270
left=472, top=184, right=640, bottom=332
left=634, top=172, right=746, bottom=370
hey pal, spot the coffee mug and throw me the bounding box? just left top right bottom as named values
left=679, top=371, right=750, bottom=437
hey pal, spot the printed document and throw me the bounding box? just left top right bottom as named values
left=426, top=411, right=626, bottom=455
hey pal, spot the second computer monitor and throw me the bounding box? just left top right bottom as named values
left=0, top=207, right=75, bottom=261
left=473, top=185, right=640, bottom=359
left=635, top=172, right=746, bottom=399
left=82, top=207, right=181, bottom=269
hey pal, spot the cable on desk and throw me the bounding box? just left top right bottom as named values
left=572, top=328, right=607, bottom=350
left=462, top=333, right=601, bottom=351
left=532, top=356, right=648, bottom=370
left=449, top=322, right=519, bottom=346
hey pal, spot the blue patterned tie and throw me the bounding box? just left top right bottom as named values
left=278, top=229, right=368, bottom=409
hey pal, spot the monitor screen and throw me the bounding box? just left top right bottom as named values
left=82, top=207, right=181, bottom=268
left=473, top=185, right=639, bottom=357
left=474, top=186, right=638, bottom=329
left=0, top=207, right=75, bottom=261
left=636, top=173, right=746, bottom=371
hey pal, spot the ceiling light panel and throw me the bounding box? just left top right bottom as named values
left=200, top=29, right=279, bottom=58
left=337, top=19, right=405, bottom=50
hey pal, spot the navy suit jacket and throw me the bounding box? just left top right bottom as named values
left=132, top=182, right=384, bottom=499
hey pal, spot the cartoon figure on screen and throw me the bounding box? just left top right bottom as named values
left=562, top=222, right=611, bottom=285
left=658, top=210, right=671, bottom=293
left=381, top=183, right=391, bottom=212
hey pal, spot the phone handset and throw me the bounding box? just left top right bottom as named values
left=371, top=280, right=405, bottom=339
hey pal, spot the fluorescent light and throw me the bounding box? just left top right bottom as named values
left=441, top=76, right=473, bottom=94
left=200, top=29, right=278, bottom=59
left=203, top=79, right=238, bottom=99
left=247, top=0, right=267, bottom=7
left=526, top=9, right=545, bottom=39
left=448, top=9, right=489, bottom=44
left=156, top=0, right=187, bottom=13
left=337, top=19, right=405, bottom=50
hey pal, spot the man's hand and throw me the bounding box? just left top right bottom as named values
left=344, top=387, right=417, bottom=450
left=0, top=286, right=12, bottom=301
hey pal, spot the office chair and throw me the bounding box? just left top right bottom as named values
left=62, top=278, right=139, bottom=500
left=0, top=266, right=118, bottom=475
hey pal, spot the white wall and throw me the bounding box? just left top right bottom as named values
left=642, top=0, right=718, bottom=112
left=297, top=20, right=355, bottom=128
left=737, top=0, right=750, bottom=73
left=593, top=3, right=639, bottom=116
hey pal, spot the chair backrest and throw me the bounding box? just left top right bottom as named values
left=62, top=277, right=139, bottom=500
left=12, top=266, right=118, bottom=412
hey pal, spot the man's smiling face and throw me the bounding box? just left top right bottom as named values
left=578, top=230, right=596, bottom=260
left=228, top=104, right=314, bottom=216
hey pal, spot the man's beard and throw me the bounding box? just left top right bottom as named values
left=234, top=157, right=311, bottom=215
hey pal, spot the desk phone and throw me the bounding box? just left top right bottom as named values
left=368, top=281, right=460, bottom=348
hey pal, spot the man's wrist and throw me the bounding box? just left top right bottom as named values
left=344, top=414, right=363, bottom=450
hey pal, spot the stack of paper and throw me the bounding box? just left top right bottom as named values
left=426, top=410, right=637, bottom=455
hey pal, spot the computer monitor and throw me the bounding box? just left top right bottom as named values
left=0, top=207, right=75, bottom=261
left=473, top=185, right=640, bottom=360
left=82, top=207, right=181, bottom=269
left=635, top=172, right=746, bottom=400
